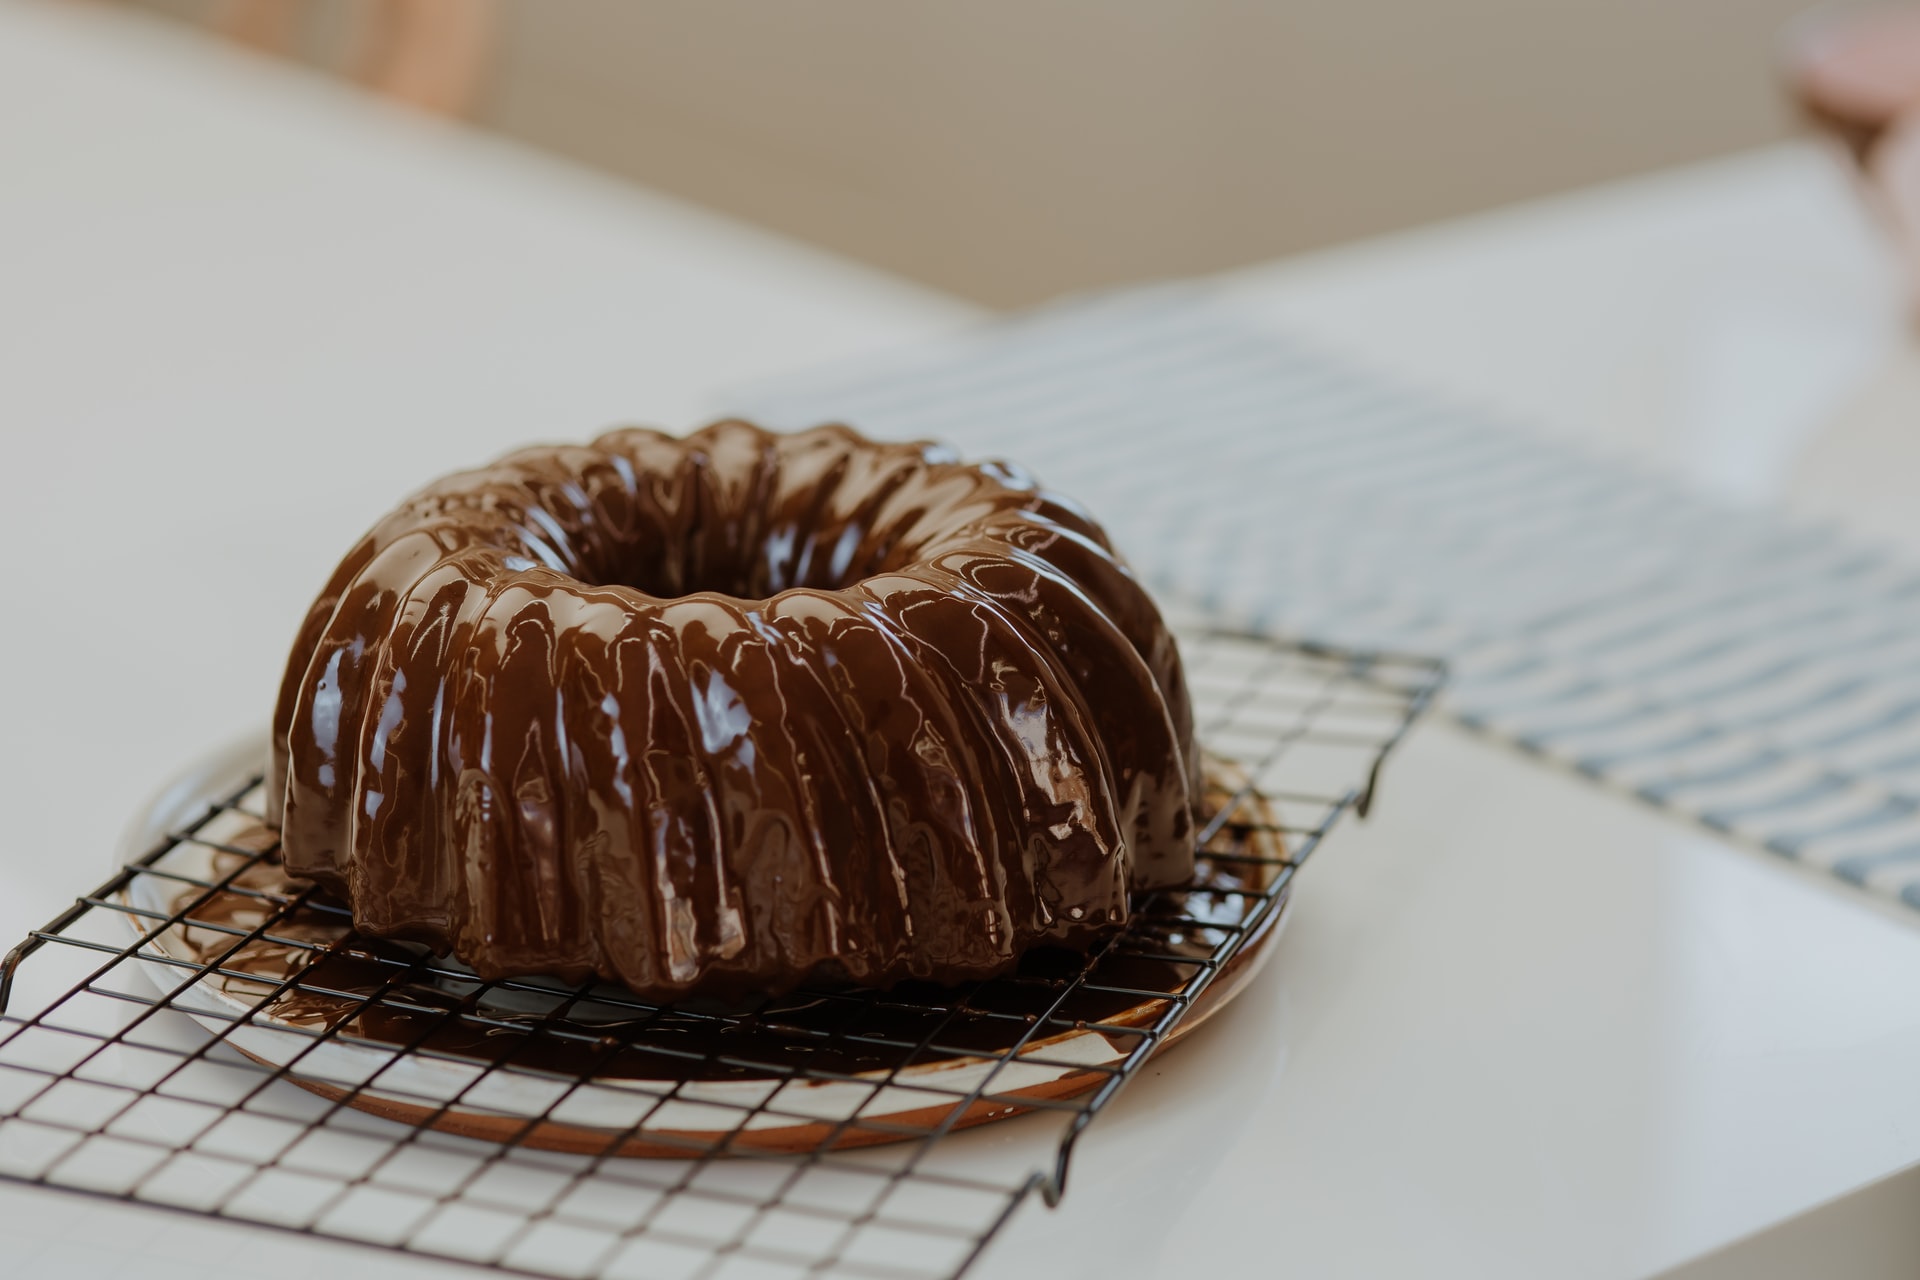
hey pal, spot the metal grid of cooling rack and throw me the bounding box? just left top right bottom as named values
left=0, top=632, right=1440, bottom=1280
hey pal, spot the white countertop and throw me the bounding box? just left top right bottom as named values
left=4, top=2, right=1920, bottom=1278
left=1223, top=144, right=1920, bottom=552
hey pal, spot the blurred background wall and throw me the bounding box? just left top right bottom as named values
left=134, top=0, right=1818, bottom=307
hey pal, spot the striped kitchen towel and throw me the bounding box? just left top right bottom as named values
left=726, top=287, right=1920, bottom=910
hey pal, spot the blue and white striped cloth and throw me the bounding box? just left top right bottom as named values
left=728, top=288, right=1920, bottom=911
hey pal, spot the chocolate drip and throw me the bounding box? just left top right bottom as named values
left=269, top=422, right=1200, bottom=1001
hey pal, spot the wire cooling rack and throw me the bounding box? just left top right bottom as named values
left=0, top=631, right=1440, bottom=1280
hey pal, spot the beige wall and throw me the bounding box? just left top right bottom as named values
left=476, top=1, right=1817, bottom=307
left=131, top=0, right=1821, bottom=307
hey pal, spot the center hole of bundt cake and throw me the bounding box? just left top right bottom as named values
left=595, top=520, right=878, bottom=600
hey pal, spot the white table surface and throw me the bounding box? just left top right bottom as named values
left=5, top=2, right=1920, bottom=1278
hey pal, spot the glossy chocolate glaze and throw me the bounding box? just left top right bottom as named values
left=268, top=421, right=1200, bottom=1001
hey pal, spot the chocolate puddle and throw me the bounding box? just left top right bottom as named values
left=159, top=775, right=1282, bottom=1086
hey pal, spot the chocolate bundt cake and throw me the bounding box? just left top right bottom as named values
left=268, top=421, right=1200, bottom=1001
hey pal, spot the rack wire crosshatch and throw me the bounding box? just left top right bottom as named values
left=0, top=631, right=1441, bottom=1280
